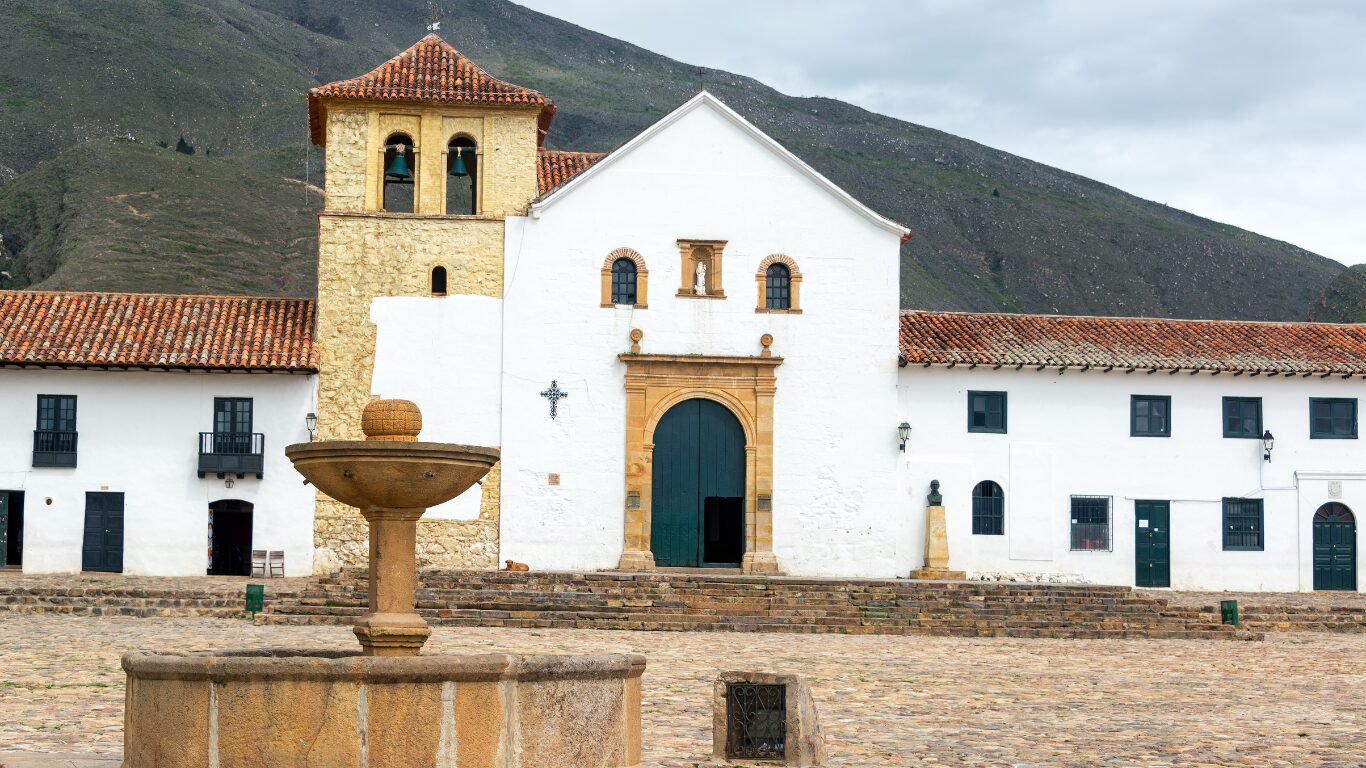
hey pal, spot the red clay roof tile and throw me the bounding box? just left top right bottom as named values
left=0, top=291, right=317, bottom=371
left=309, top=34, right=553, bottom=145
left=900, top=310, right=1366, bottom=375
left=537, top=149, right=606, bottom=195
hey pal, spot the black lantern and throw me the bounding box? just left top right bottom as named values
left=1262, top=429, right=1274, bottom=462
left=897, top=422, right=911, bottom=451
left=306, top=412, right=318, bottom=441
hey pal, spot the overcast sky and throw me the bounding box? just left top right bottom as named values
left=515, top=0, right=1365, bottom=266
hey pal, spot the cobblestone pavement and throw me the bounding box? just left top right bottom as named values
left=0, top=616, right=1363, bottom=767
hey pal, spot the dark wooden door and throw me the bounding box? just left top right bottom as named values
left=1313, top=503, right=1356, bottom=591
left=82, top=492, right=124, bottom=573
left=651, top=399, right=746, bottom=567
left=1135, top=500, right=1170, bottom=588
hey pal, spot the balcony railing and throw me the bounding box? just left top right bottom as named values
left=33, top=430, right=78, bottom=468
left=198, top=432, right=265, bottom=478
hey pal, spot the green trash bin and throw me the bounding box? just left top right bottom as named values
left=1219, top=599, right=1239, bottom=626
left=246, top=583, right=265, bottom=617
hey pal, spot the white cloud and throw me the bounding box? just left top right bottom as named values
left=515, top=0, right=1366, bottom=264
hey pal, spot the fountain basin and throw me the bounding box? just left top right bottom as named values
left=285, top=441, right=500, bottom=511
left=123, top=649, right=645, bottom=767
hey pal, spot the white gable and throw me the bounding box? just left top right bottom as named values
left=531, top=92, right=909, bottom=238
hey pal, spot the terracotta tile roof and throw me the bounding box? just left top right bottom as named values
left=899, top=310, right=1366, bottom=375
left=537, top=149, right=607, bottom=195
left=0, top=291, right=317, bottom=372
left=309, top=34, right=554, bottom=145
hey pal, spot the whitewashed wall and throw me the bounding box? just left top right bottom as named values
left=496, top=98, right=908, bottom=576
left=0, top=368, right=317, bottom=576
left=900, top=365, right=1366, bottom=592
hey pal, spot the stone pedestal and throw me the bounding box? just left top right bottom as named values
left=743, top=550, right=781, bottom=575
left=355, top=508, right=431, bottom=655
left=910, top=483, right=965, bottom=580
left=617, top=547, right=656, bottom=571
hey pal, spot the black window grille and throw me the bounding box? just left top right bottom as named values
left=1070, top=496, right=1111, bottom=551
left=765, top=263, right=791, bottom=310
left=972, top=481, right=1004, bottom=535
left=968, top=391, right=1007, bottom=433
left=725, top=683, right=786, bottom=760
left=611, top=258, right=637, bottom=305
left=1131, top=395, right=1171, bottom=437
left=1222, top=396, right=1262, bottom=438
left=1310, top=398, right=1357, bottom=439
left=1223, top=497, right=1264, bottom=550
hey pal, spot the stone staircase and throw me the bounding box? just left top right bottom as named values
left=0, top=577, right=302, bottom=618
left=259, top=570, right=1260, bottom=640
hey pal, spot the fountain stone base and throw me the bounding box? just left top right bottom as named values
left=122, top=648, right=645, bottom=768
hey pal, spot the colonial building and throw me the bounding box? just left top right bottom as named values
left=1, top=34, right=1359, bottom=592
left=0, top=292, right=317, bottom=576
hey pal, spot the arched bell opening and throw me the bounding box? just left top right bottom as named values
left=382, top=133, right=416, bottom=213
left=446, top=136, right=478, bottom=215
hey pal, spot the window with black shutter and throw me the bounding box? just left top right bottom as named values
left=1222, top=497, right=1264, bottom=551
left=1222, top=397, right=1262, bottom=438
left=1131, top=395, right=1171, bottom=437
left=1310, top=398, right=1357, bottom=439
left=968, top=391, right=1007, bottom=433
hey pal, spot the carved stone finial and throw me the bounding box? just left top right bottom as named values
left=760, top=333, right=774, bottom=358
left=927, top=479, right=942, bottom=506
left=361, top=399, right=422, bottom=442
left=629, top=328, right=643, bottom=354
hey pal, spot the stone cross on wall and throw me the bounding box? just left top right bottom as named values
left=540, top=380, right=568, bottom=420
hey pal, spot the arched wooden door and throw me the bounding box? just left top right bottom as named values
left=651, top=399, right=746, bottom=567
left=1313, top=503, right=1357, bottom=591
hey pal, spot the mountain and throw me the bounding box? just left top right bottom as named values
left=0, top=0, right=1350, bottom=320
left=1311, top=265, right=1366, bottom=323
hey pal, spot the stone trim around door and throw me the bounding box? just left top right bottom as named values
left=617, top=352, right=781, bottom=574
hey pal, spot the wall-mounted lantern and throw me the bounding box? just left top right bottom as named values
left=225, top=476, right=235, bottom=489
left=306, top=412, right=318, bottom=441
left=897, top=422, right=911, bottom=452
left=1262, top=430, right=1275, bottom=462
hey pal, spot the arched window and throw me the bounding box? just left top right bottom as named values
left=382, top=133, right=415, bottom=214
left=765, top=263, right=791, bottom=310
left=446, top=136, right=477, bottom=215
left=430, top=265, right=448, bottom=296
left=611, top=258, right=637, bottom=305
left=971, top=481, right=1004, bottom=535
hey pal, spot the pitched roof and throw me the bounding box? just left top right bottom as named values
left=899, top=310, right=1366, bottom=375
left=537, top=149, right=606, bottom=195
left=308, top=34, right=554, bottom=145
left=0, top=291, right=317, bottom=372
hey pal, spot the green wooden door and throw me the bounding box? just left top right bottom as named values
left=651, top=399, right=746, bottom=567
left=1313, top=504, right=1357, bottom=591
left=1135, top=500, right=1170, bottom=588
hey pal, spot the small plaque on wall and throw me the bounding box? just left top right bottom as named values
left=548, top=473, right=560, bottom=486
left=757, top=494, right=772, bottom=512
left=626, top=490, right=641, bottom=509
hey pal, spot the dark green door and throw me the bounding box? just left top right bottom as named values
left=1135, top=500, right=1170, bottom=588
left=651, top=399, right=746, bottom=567
left=1313, top=503, right=1356, bottom=591
left=82, top=492, right=124, bottom=573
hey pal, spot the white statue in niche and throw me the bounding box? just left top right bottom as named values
left=694, top=259, right=707, bottom=295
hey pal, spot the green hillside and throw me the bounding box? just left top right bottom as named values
left=0, top=0, right=1350, bottom=320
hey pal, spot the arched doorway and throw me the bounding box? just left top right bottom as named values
left=1313, top=503, right=1357, bottom=591
left=651, top=399, right=746, bottom=567
left=208, top=500, right=253, bottom=576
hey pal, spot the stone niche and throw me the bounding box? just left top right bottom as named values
left=123, top=649, right=645, bottom=768
left=712, top=671, right=826, bottom=767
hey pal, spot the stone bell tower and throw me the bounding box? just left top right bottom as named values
left=306, top=34, right=551, bottom=571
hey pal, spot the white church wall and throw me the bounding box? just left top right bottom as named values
left=900, top=365, right=1366, bottom=592
left=370, top=295, right=503, bottom=520
left=0, top=368, right=316, bottom=576
left=498, top=98, right=908, bottom=576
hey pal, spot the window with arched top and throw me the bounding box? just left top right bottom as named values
left=446, top=136, right=478, bottom=215
left=430, top=265, right=448, bottom=296
left=600, top=248, right=648, bottom=308
left=755, top=254, right=802, bottom=313
left=611, top=258, right=637, bottom=305
left=972, top=480, right=1004, bottom=535
left=382, top=133, right=416, bottom=214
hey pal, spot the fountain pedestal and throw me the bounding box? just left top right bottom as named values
left=355, top=507, right=431, bottom=655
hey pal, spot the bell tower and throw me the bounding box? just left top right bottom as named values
left=307, top=34, right=551, bottom=571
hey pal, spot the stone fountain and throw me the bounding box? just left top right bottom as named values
left=121, top=399, right=645, bottom=767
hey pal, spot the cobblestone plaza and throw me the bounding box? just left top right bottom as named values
left=0, top=614, right=1362, bottom=766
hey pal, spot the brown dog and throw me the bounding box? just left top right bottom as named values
left=503, top=560, right=529, bottom=571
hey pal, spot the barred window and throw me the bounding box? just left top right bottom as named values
left=610, top=257, right=638, bottom=305
left=1222, top=497, right=1264, bottom=551
left=765, top=263, right=791, bottom=310
left=1070, top=496, right=1112, bottom=551
left=971, top=481, right=1004, bottom=535
left=1310, top=398, right=1357, bottom=439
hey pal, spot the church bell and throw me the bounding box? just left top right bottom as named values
left=449, top=147, right=468, bottom=177
left=385, top=148, right=411, bottom=180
